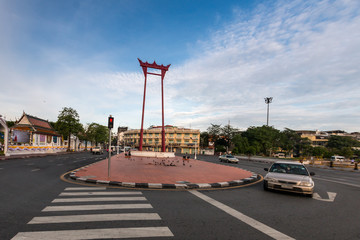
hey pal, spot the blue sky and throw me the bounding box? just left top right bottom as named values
left=1, top=0, right=359, bottom=133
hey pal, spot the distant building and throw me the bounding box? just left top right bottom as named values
left=296, top=130, right=360, bottom=147
left=117, top=127, right=128, bottom=147
left=124, top=125, right=200, bottom=154
left=9, top=112, right=65, bottom=154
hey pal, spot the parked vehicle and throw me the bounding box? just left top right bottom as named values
left=122, top=146, right=131, bottom=152
left=274, top=153, right=286, bottom=158
left=331, top=155, right=345, bottom=162
left=219, top=154, right=239, bottom=163
left=263, top=161, right=315, bottom=197
left=92, top=147, right=103, bottom=155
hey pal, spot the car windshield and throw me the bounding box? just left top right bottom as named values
left=269, top=163, right=309, bottom=176
left=226, top=155, right=234, bottom=158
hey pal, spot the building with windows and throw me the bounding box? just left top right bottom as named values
left=124, top=125, right=200, bottom=154
left=117, top=127, right=128, bottom=147
left=296, top=130, right=360, bottom=147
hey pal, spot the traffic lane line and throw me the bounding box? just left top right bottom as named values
left=64, top=187, right=107, bottom=191
left=28, top=213, right=161, bottom=224
left=189, top=190, right=295, bottom=240
left=59, top=191, right=143, bottom=196
left=11, top=227, right=174, bottom=240
left=52, top=197, right=147, bottom=202
left=42, top=203, right=153, bottom=212
left=313, top=176, right=360, bottom=188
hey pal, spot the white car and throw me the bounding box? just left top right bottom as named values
left=92, top=147, right=103, bottom=155
left=219, top=154, right=239, bottom=164
left=263, top=161, right=315, bottom=197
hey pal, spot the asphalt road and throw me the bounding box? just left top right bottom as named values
left=1, top=153, right=360, bottom=240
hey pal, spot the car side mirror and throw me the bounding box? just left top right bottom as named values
left=264, top=168, right=269, bottom=172
left=310, top=172, right=315, bottom=176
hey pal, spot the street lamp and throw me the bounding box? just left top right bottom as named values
left=264, top=97, right=273, bottom=126
left=190, top=137, right=197, bottom=159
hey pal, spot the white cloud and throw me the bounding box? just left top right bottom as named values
left=162, top=0, right=360, bottom=132
left=1, top=0, right=359, bottom=133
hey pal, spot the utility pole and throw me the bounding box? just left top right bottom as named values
left=264, top=97, right=273, bottom=126
left=191, top=137, right=197, bottom=159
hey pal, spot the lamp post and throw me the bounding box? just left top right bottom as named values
left=190, top=137, right=197, bottom=159
left=264, top=97, right=273, bottom=126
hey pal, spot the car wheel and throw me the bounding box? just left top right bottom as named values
left=306, top=193, right=313, bottom=198
left=263, top=181, right=269, bottom=191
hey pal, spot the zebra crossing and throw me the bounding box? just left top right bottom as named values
left=12, top=187, right=174, bottom=239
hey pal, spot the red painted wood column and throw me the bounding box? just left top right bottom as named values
left=139, top=66, right=147, bottom=151
left=161, top=70, right=166, bottom=152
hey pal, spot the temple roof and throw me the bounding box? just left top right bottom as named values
left=12, top=113, right=60, bottom=136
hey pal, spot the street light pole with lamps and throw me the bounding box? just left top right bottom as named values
left=190, top=137, right=197, bottom=159
left=264, top=97, right=273, bottom=126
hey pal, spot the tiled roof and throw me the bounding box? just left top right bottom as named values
left=12, top=113, right=60, bottom=136
left=26, top=115, right=52, bottom=129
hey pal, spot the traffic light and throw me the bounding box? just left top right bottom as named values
left=108, top=116, right=114, bottom=129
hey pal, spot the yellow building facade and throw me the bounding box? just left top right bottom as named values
left=124, top=126, right=200, bottom=154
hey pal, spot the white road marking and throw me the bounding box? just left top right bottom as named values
left=313, top=177, right=360, bottom=188
left=189, top=190, right=294, bottom=240
left=59, top=191, right=143, bottom=196
left=52, top=197, right=147, bottom=202
left=42, top=203, right=153, bottom=211
left=31, top=169, right=40, bottom=172
left=64, top=187, right=107, bottom=191
left=12, top=227, right=174, bottom=240
left=28, top=213, right=161, bottom=224
left=312, top=192, right=337, bottom=202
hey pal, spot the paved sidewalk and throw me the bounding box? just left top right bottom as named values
left=70, top=153, right=259, bottom=189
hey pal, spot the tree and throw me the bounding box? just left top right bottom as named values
left=312, top=146, right=327, bottom=158
left=232, top=134, right=249, bottom=154
left=86, top=123, right=108, bottom=146
left=6, top=121, right=15, bottom=128
left=279, top=128, right=302, bottom=157
left=77, top=124, right=91, bottom=151
left=200, top=132, right=210, bottom=149
left=327, top=135, right=360, bottom=150
left=340, top=147, right=354, bottom=159
left=207, top=124, right=222, bottom=153
left=298, top=138, right=313, bottom=157
left=242, top=125, right=281, bottom=156
left=56, top=107, right=82, bottom=151
left=221, top=123, right=238, bottom=152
